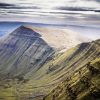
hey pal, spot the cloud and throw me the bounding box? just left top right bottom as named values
left=83, top=14, right=100, bottom=20
left=0, top=3, right=13, bottom=6
left=56, top=6, right=100, bottom=12
left=0, top=3, right=15, bottom=9
left=90, top=0, right=100, bottom=3
left=0, top=3, right=40, bottom=9
left=57, top=6, right=92, bottom=11
left=0, top=0, right=100, bottom=25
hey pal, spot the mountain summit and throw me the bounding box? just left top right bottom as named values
left=0, top=26, right=54, bottom=78
left=11, top=25, right=41, bottom=37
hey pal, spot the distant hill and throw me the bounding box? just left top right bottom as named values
left=26, top=26, right=90, bottom=49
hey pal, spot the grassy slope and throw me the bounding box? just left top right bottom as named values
left=44, top=58, right=100, bottom=100
left=0, top=40, right=99, bottom=100
left=17, top=39, right=100, bottom=99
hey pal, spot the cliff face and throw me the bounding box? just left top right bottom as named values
left=0, top=26, right=54, bottom=78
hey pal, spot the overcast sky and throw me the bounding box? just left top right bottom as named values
left=0, top=0, right=100, bottom=40
left=0, top=0, right=100, bottom=26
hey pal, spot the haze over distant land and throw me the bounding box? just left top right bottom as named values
left=0, top=22, right=100, bottom=40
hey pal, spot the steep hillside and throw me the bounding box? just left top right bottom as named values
left=44, top=58, right=100, bottom=100
left=20, top=39, right=100, bottom=100
left=0, top=26, right=99, bottom=100
left=0, top=25, right=90, bottom=79
left=0, top=25, right=54, bottom=78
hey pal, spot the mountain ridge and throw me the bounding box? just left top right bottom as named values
left=0, top=26, right=99, bottom=100
left=44, top=58, right=100, bottom=100
left=0, top=25, right=54, bottom=78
